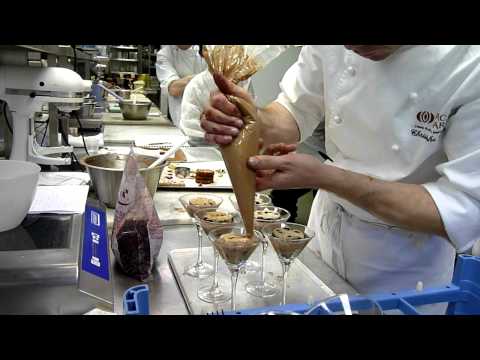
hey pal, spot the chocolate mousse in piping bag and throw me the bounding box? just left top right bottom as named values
left=203, top=45, right=289, bottom=236
left=222, top=95, right=260, bottom=236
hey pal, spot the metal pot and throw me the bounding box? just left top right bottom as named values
left=80, top=153, right=165, bottom=208
left=119, top=100, right=152, bottom=120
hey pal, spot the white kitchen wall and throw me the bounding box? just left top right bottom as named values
left=251, top=46, right=302, bottom=107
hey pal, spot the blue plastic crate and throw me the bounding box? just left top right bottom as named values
left=123, top=285, right=150, bottom=315
left=217, top=255, right=480, bottom=315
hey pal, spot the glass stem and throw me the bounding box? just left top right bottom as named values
left=281, top=262, right=291, bottom=306
left=230, top=269, right=240, bottom=312
left=194, top=221, right=203, bottom=265
left=260, top=242, right=267, bottom=284
left=211, top=248, right=218, bottom=290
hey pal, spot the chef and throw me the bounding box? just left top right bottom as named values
left=156, top=45, right=207, bottom=126
left=201, top=45, right=480, bottom=313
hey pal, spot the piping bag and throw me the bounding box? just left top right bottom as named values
left=221, top=95, right=260, bottom=236
left=203, top=45, right=289, bottom=236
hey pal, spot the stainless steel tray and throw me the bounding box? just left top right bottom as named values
left=181, top=147, right=223, bottom=163
left=168, top=246, right=336, bottom=315
left=159, top=161, right=232, bottom=190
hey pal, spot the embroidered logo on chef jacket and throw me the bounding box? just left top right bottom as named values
left=410, top=111, right=449, bottom=143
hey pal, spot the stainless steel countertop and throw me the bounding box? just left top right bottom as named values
left=108, top=178, right=356, bottom=315
left=101, top=114, right=172, bottom=126
left=103, top=125, right=183, bottom=145
left=100, top=101, right=170, bottom=127
left=102, top=145, right=229, bottom=228
left=99, top=99, right=178, bottom=144
left=76, top=118, right=356, bottom=314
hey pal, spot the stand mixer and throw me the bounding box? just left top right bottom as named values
left=0, top=65, right=91, bottom=165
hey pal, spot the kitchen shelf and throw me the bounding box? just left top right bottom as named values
left=110, top=71, right=137, bottom=75
left=111, top=58, right=138, bottom=62
left=13, top=45, right=95, bottom=61
left=110, top=46, right=138, bottom=50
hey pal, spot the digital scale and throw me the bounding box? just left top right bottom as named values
left=0, top=213, right=97, bottom=314
left=0, top=199, right=114, bottom=314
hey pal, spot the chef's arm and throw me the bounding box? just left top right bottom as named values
left=258, top=102, right=301, bottom=146
left=317, top=165, right=449, bottom=238
left=168, top=75, right=194, bottom=97
left=203, top=74, right=302, bottom=146
left=251, top=151, right=448, bottom=238
left=156, top=47, right=193, bottom=98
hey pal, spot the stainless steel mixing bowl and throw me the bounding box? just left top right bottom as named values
left=80, top=153, right=165, bottom=208
left=119, top=100, right=152, bottom=120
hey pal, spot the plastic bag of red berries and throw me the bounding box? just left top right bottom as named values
left=111, top=147, right=163, bottom=281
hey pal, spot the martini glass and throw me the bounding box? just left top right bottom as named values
left=264, top=222, right=315, bottom=305
left=208, top=225, right=261, bottom=312
left=229, top=192, right=272, bottom=273
left=194, top=209, right=241, bottom=303
left=229, top=192, right=272, bottom=210
left=179, top=194, right=223, bottom=278
left=245, top=206, right=291, bottom=298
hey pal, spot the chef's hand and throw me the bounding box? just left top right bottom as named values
left=201, top=73, right=254, bottom=145
left=262, top=143, right=297, bottom=156
left=249, top=146, right=324, bottom=191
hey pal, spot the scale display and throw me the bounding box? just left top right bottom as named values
left=81, top=204, right=109, bottom=281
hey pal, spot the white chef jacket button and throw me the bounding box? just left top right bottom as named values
left=333, top=115, right=342, bottom=125
left=409, top=92, right=419, bottom=102
left=392, top=144, right=400, bottom=152
left=347, top=66, right=356, bottom=76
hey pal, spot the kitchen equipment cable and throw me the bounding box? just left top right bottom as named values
left=2, top=102, right=13, bottom=134
left=40, top=118, right=49, bottom=146
left=71, top=111, right=90, bottom=156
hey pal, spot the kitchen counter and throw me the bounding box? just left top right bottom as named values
left=71, top=112, right=357, bottom=314
left=108, top=187, right=356, bottom=315
left=100, top=98, right=170, bottom=127
left=103, top=125, right=183, bottom=145
left=101, top=113, right=172, bottom=126
left=100, top=99, right=182, bottom=145
left=111, top=223, right=357, bottom=315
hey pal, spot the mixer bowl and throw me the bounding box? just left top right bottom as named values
left=119, top=100, right=152, bottom=120
left=76, top=102, right=96, bottom=119
left=0, top=161, right=41, bottom=232
left=80, top=153, right=165, bottom=208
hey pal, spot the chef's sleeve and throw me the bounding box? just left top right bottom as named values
left=274, top=46, right=325, bottom=142
left=423, top=99, right=480, bottom=252
left=180, top=72, right=255, bottom=139
left=156, top=46, right=180, bottom=92
left=180, top=71, right=213, bottom=139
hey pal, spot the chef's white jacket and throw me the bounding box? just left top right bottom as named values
left=156, top=45, right=207, bottom=126
left=276, top=45, right=480, bottom=301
